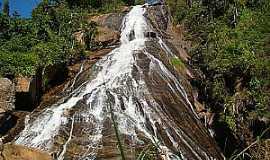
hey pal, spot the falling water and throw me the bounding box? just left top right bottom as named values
left=15, top=5, right=222, bottom=160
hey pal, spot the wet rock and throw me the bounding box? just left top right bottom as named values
left=0, top=138, right=3, bottom=151
left=145, top=31, right=157, bottom=38
left=146, top=5, right=192, bottom=65
left=146, top=4, right=169, bottom=34
left=146, top=6, right=194, bottom=79
left=67, top=48, right=113, bottom=90
left=141, top=40, right=222, bottom=159
left=129, top=30, right=135, bottom=41
left=0, top=143, right=51, bottom=160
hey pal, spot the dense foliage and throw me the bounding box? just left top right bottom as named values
left=167, top=0, right=270, bottom=158
left=0, top=1, right=79, bottom=77
left=0, top=0, right=134, bottom=77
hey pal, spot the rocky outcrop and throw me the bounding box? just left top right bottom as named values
left=146, top=5, right=194, bottom=79
left=14, top=76, right=42, bottom=111
left=90, top=12, right=127, bottom=49
left=0, top=78, right=16, bottom=136
left=0, top=78, right=15, bottom=112
left=90, top=12, right=126, bottom=32
left=13, top=64, right=67, bottom=111
left=0, top=79, right=27, bottom=153
left=147, top=5, right=214, bottom=127
left=0, top=143, right=51, bottom=160
left=75, top=12, right=127, bottom=50
left=43, top=64, right=69, bottom=91
left=94, top=26, right=120, bottom=48
left=146, top=4, right=169, bottom=35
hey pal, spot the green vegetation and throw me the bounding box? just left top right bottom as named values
left=136, top=143, right=159, bottom=160
left=0, top=0, right=87, bottom=77
left=0, top=0, right=133, bottom=78
left=167, top=0, right=270, bottom=158
left=65, top=0, right=134, bottom=13
left=171, top=57, right=185, bottom=70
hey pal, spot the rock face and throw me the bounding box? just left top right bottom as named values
left=90, top=12, right=126, bottom=49
left=15, top=76, right=42, bottom=111
left=0, top=144, right=51, bottom=160
left=0, top=78, right=15, bottom=112
left=94, top=26, right=120, bottom=48
left=75, top=12, right=127, bottom=50
left=43, top=64, right=69, bottom=90
left=0, top=78, right=16, bottom=136
left=90, top=13, right=126, bottom=32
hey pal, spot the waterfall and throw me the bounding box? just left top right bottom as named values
left=15, top=5, right=222, bottom=160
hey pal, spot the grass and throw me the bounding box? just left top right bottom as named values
left=171, top=57, right=185, bottom=70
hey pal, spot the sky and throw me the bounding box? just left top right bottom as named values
left=0, top=0, right=41, bottom=18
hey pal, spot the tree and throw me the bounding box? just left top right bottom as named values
left=2, top=0, right=9, bottom=16
left=83, top=21, right=97, bottom=50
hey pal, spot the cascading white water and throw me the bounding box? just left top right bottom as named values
left=15, top=5, right=222, bottom=160
left=15, top=4, right=150, bottom=155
